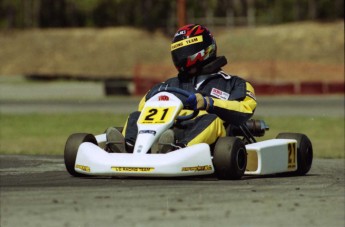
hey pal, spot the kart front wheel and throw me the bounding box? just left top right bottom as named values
left=213, top=137, right=247, bottom=180
left=276, top=133, right=313, bottom=175
left=64, top=133, right=97, bottom=177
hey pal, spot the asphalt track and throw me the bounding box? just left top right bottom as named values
left=1, top=155, right=344, bottom=227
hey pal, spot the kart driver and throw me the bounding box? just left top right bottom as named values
left=106, top=24, right=257, bottom=153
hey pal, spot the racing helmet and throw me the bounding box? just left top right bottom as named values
left=171, top=24, right=217, bottom=76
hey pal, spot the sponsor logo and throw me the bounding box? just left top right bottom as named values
left=210, top=88, right=230, bottom=100
left=75, top=164, right=90, bottom=172
left=111, top=167, right=155, bottom=172
left=181, top=165, right=212, bottom=172
left=158, top=95, right=169, bottom=101
left=171, top=35, right=203, bottom=51
left=247, top=91, right=256, bottom=101
left=287, top=143, right=297, bottom=170
left=139, top=130, right=156, bottom=136
left=174, top=30, right=186, bottom=37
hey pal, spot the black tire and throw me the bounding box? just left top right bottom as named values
left=116, top=127, right=124, bottom=133
left=213, top=137, right=247, bottom=180
left=276, top=133, right=313, bottom=175
left=104, top=127, right=124, bottom=133
left=64, top=133, right=97, bottom=177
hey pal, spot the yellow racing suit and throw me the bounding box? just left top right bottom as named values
left=123, top=67, right=257, bottom=147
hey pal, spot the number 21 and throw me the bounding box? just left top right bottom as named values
left=144, top=108, right=169, bottom=121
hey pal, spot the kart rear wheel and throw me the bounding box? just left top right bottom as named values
left=213, top=137, right=247, bottom=180
left=64, top=133, right=97, bottom=177
left=276, top=133, right=313, bottom=175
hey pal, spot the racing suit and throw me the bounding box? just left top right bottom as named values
left=123, top=56, right=257, bottom=147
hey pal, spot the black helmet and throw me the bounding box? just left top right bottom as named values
left=171, top=24, right=217, bottom=76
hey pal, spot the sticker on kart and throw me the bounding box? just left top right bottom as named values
left=111, top=166, right=155, bottom=172
left=181, top=165, right=213, bottom=172
left=138, top=107, right=176, bottom=124
left=287, top=142, right=297, bottom=170
left=75, top=164, right=91, bottom=172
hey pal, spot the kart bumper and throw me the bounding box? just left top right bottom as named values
left=75, top=143, right=214, bottom=177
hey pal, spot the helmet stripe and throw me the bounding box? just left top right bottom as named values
left=171, top=35, right=203, bottom=51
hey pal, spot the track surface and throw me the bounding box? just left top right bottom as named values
left=0, top=155, right=344, bottom=227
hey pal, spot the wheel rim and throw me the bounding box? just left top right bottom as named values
left=237, top=148, right=246, bottom=171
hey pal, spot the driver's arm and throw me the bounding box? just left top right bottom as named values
left=210, top=82, right=257, bottom=125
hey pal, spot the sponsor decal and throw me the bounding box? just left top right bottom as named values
left=139, top=130, right=156, bottom=136
left=175, top=25, right=205, bottom=38
left=174, top=30, right=186, bottom=37
left=111, top=166, right=155, bottom=172
left=75, top=164, right=90, bottom=172
left=210, top=88, right=230, bottom=100
left=181, top=165, right=212, bottom=172
left=158, top=95, right=169, bottom=101
left=171, top=35, right=203, bottom=51
left=247, top=91, right=256, bottom=101
left=287, top=143, right=297, bottom=170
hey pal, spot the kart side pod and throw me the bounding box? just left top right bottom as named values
left=245, top=139, right=297, bottom=175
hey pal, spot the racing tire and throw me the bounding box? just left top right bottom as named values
left=213, top=137, right=247, bottom=180
left=116, top=127, right=124, bottom=133
left=276, top=133, right=313, bottom=175
left=104, top=127, right=124, bottom=133
left=64, top=133, right=97, bottom=177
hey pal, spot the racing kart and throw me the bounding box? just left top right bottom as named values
left=64, top=87, right=313, bottom=180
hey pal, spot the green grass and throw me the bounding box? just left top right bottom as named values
left=0, top=113, right=343, bottom=158
left=257, top=116, right=344, bottom=159
left=0, top=113, right=128, bottom=155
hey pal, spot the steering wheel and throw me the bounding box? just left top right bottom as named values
left=150, top=86, right=199, bottom=121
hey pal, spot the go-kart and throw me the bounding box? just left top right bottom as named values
left=64, top=87, right=313, bottom=180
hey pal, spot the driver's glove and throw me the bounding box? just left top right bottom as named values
left=186, top=93, right=213, bottom=111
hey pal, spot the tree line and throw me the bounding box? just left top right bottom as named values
left=0, top=0, right=343, bottom=30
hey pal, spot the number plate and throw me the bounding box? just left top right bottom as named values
left=287, top=142, right=297, bottom=170
left=138, top=107, right=176, bottom=124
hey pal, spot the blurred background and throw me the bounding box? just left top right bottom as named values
left=0, top=0, right=344, bottom=95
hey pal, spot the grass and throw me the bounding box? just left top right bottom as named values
left=257, top=116, right=344, bottom=159
left=0, top=113, right=343, bottom=158
left=0, top=113, right=128, bottom=155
